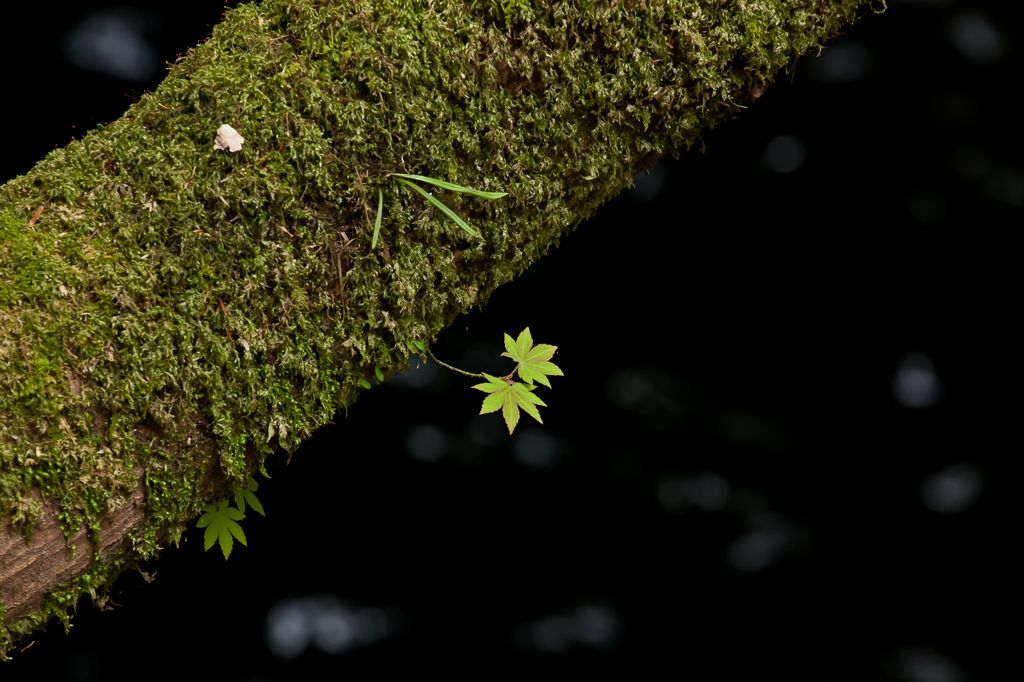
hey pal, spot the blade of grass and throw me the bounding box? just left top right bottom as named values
left=397, top=178, right=481, bottom=238
left=371, top=189, right=383, bottom=248
left=390, top=173, right=508, bottom=200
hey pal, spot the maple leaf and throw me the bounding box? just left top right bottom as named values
left=472, top=373, right=548, bottom=434
left=501, top=328, right=564, bottom=388
left=196, top=499, right=247, bottom=560
left=234, top=476, right=265, bottom=516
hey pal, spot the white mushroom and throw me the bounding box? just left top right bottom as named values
left=213, top=124, right=245, bottom=152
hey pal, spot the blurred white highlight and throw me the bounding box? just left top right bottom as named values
left=406, top=424, right=449, bottom=462
left=657, top=472, right=731, bottom=512
left=522, top=604, right=618, bottom=652
left=65, top=8, right=160, bottom=82
left=266, top=595, right=393, bottom=658
left=764, top=135, right=806, bottom=174
left=892, top=353, right=942, bottom=409
left=629, top=161, right=668, bottom=202
left=949, top=13, right=1004, bottom=64
left=810, top=42, right=869, bottom=83
left=728, top=513, right=794, bottom=572
left=897, top=648, right=966, bottom=682
left=919, top=464, right=984, bottom=514
left=513, top=428, right=559, bottom=468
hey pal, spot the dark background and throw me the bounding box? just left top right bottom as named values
left=1, top=1, right=1015, bottom=679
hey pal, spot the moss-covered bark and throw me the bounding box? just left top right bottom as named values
left=0, top=0, right=874, bottom=654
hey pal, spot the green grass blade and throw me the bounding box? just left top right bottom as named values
left=390, top=173, right=508, bottom=200
left=397, top=178, right=481, bottom=238
left=371, top=189, right=383, bottom=248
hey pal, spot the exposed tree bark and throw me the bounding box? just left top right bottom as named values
left=0, top=0, right=874, bottom=654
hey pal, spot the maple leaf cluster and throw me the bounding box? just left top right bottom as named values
left=472, top=328, right=564, bottom=434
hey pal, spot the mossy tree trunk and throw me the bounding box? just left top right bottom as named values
left=0, top=0, right=872, bottom=654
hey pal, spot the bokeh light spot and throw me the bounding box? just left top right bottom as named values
left=628, top=161, right=668, bottom=202
left=520, top=604, right=618, bottom=652
left=891, top=353, right=942, bottom=409
left=406, top=424, right=449, bottom=462
left=809, top=42, right=870, bottom=83
left=897, top=648, right=966, bottom=682
left=65, top=8, right=160, bottom=82
left=986, top=168, right=1024, bottom=207
left=266, top=596, right=393, bottom=658
left=389, top=357, right=439, bottom=389
left=513, top=428, right=559, bottom=468
left=908, top=190, right=948, bottom=225
left=949, top=12, right=1004, bottom=64
left=728, top=514, right=794, bottom=572
left=919, top=464, right=984, bottom=514
left=763, top=135, right=806, bottom=174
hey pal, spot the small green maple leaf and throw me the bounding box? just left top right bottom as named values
left=234, top=476, right=265, bottom=517
left=501, top=327, right=564, bottom=388
left=196, top=499, right=247, bottom=560
left=472, top=373, right=548, bottom=434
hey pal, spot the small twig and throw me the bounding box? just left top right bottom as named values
left=335, top=250, right=345, bottom=303
left=183, top=166, right=197, bottom=191
left=27, top=205, right=44, bottom=227
left=218, top=298, right=234, bottom=343
left=18, top=338, right=31, bottom=372
left=354, top=169, right=373, bottom=232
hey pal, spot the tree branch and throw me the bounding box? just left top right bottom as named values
left=0, top=0, right=874, bottom=654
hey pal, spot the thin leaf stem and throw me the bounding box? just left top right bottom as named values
left=424, top=346, right=485, bottom=379
left=501, top=364, right=520, bottom=382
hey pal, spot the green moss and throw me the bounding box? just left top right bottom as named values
left=0, top=0, right=873, bottom=653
